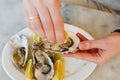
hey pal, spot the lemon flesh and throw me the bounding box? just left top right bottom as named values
left=33, top=34, right=41, bottom=43
left=25, top=59, right=33, bottom=80
left=52, top=54, right=65, bottom=80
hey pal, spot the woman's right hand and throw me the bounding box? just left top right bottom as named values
left=23, top=0, right=65, bottom=43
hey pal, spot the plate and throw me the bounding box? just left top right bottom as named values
left=2, top=24, right=97, bottom=80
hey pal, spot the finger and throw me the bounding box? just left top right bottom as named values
left=23, top=0, right=31, bottom=29
left=23, top=1, right=40, bottom=36
left=24, top=0, right=46, bottom=38
left=48, top=2, right=65, bottom=43
left=79, top=40, right=104, bottom=50
left=76, top=33, right=88, bottom=41
left=23, top=0, right=38, bottom=34
left=32, top=0, right=56, bottom=43
left=63, top=52, right=101, bottom=64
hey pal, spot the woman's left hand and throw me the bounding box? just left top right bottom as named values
left=64, top=32, right=120, bottom=64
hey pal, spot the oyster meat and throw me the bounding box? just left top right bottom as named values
left=33, top=50, right=54, bottom=80
left=63, top=31, right=80, bottom=52
left=9, top=31, right=79, bottom=80
left=10, top=35, right=29, bottom=72
left=32, top=31, right=80, bottom=54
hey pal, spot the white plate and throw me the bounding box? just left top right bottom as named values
left=2, top=24, right=97, bottom=80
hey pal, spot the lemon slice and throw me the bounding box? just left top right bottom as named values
left=52, top=60, right=64, bottom=80
left=33, top=34, right=41, bottom=43
left=64, top=31, right=68, bottom=40
left=54, top=54, right=64, bottom=61
left=52, top=54, right=64, bottom=80
left=25, top=59, right=33, bottom=80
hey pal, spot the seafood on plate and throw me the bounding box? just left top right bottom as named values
left=32, top=31, right=80, bottom=54
left=9, top=31, right=80, bottom=80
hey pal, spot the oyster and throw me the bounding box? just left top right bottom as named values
left=62, top=31, right=80, bottom=52
left=33, top=50, right=54, bottom=80
left=10, top=35, right=29, bottom=72
left=9, top=31, right=79, bottom=80
left=33, top=31, right=80, bottom=54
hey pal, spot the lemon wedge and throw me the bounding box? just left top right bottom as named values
left=33, top=34, right=41, bottom=43
left=64, top=31, right=68, bottom=40
left=53, top=54, right=64, bottom=61
left=52, top=54, right=65, bottom=80
left=25, top=59, right=33, bottom=80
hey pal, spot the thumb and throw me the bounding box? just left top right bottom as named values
left=79, top=40, right=102, bottom=50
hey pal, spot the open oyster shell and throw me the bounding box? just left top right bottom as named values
left=60, top=31, right=80, bottom=53
left=32, top=50, right=54, bottom=80
left=10, top=35, right=29, bottom=72
left=32, top=31, right=80, bottom=54
left=9, top=31, right=79, bottom=80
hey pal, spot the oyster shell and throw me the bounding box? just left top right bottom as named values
left=33, top=50, right=54, bottom=80
left=33, top=31, right=80, bottom=54
left=64, top=31, right=80, bottom=52
left=9, top=31, right=79, bottom=80
left=10, top=35, right=29, bottom=72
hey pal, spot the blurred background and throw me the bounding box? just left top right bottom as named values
left=0, top=0, right=120, bottom=80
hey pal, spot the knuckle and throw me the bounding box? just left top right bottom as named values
left=85, top=41, right=91, bottom=49
left=54, top=22, right=62, bottom=29
left=43, top=23, right=52, bottom=31
left=47, top=0, right=60, bottom=7
left=30, top=21, right=39, bottom=29
left=46, top=0, right=55, bottom=5
left=101, top=38, right=108, bottom=45
left=49, top=0, right=56, bottom=4
left=89, top=41, right=93, bottom=46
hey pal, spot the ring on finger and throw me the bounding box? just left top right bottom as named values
left=29, top=15, right=39, bottom=20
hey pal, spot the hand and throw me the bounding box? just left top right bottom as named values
left=64, top=32, right=120, bottom=64
left=23, top=0, right=65, bottom=43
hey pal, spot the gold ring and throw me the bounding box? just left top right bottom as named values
left=29, top=16, right=39, bottom=20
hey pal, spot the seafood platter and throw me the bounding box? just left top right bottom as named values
left=2, top=24, right=97, bottom=80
